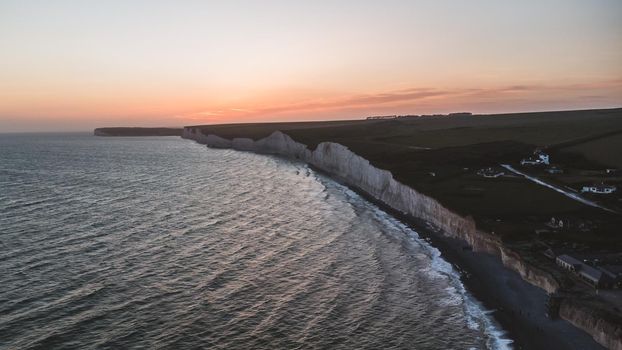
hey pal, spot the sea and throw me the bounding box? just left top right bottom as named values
left=0, top=133, right=512, bottom=349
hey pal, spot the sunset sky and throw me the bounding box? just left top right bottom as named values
left=1, top=0, right=621, bottom=132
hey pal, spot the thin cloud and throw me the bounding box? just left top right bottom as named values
left=180, top=88, right=453, bottom=121
left=178, top=79, right=622, bottom=123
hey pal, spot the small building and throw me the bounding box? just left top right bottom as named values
left=578, top=265, right=613, bottom=288
left=534, top=149, right=550, bottom=165
left=556, top=254, right=582, bottom=271
left=578, top=265, right=602, bottom=287
left=547, top=217, right=564, bottom=229
left=477, top=167, right=505, bottom=178
left=581, top=184, right=617, bottom=194
left=546, top=166, right=564, bottom=174
left=556, top=254, right=615, bottom=288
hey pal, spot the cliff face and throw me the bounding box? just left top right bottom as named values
left=497, top=247, right=559, bottom=294
left=183, top=128, right=617, bottom=349
left=560, top=299, right=622, bottom=350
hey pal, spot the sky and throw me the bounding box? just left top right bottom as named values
left=1, top=0, right=621, bottom=132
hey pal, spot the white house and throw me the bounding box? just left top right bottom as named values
left=520, top=149, right=550, bottom=166
left=534, top=150, right=550, bottom=165
left=581, top=184, right=617, bottom=194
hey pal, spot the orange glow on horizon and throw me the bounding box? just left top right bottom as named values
left=2, top=78, right=622, bottom=131
left=175, top=79, right=622, bottom=124
left=1, top=1, right=621, bottom=131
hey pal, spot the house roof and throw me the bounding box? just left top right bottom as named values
left=600, top=265, right=622, bottom=277
left=557, top=254, right=582, bottom=266
left=579, top=265, right=604, bottom=283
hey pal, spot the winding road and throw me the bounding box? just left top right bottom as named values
left=500, top=164, right=616, bottom=213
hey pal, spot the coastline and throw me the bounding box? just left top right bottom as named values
left=351, top=187, right=604, bottom=350
left=181, top=128, right=611, bottom=350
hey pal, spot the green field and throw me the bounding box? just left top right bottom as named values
left=561, top=133, right=622, bottom=169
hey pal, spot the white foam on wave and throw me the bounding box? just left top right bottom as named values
left=396, top=220, right=514, bottom=350
left=297, top=168, right=514, bottom=349
left=404, top=221, right=513, bottom=350
left=326, top=178, right=514, bottom=350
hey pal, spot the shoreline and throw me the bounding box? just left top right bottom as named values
left=347, top=184, right=604, bottom=350
left=181, top=130, right=610, bottom=349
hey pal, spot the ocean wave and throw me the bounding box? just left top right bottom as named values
left=327, top=178, right=514, bottom=350
left=1, top=135, right=513, bottom=350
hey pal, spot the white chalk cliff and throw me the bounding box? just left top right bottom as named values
left=182, top=127, right=621, bottom=350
